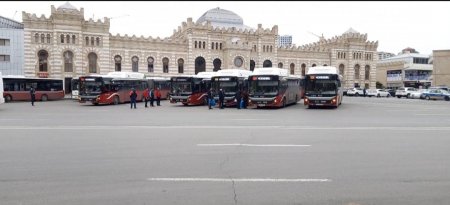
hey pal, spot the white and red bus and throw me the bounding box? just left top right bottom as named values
left=303, top=66, right=343, bottom=108
left=78, top=72, right=148, bottom=105
left=169, top=72, right=215, bottom=106
left=0, top=72, right=4, bottom=105
left=210, top=69, right=252, bottom=107
left=146, top=77, right=171, bottom=100
left=248, top=67, right=302, bottom=108
left=2, top=76, right=64, bottom=102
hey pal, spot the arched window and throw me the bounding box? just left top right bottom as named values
left=96, top=37, right=100, bottom=46
left=163, top=57, right=169, bottom=73
left=323, top=64, right=328, bottom=66
left=63, top=51, right=74, bottom=72
left=213, top=58, right=222, bottom=71
left=61, top=34, right=64, bottom=43
left=202, top=41, right=205, bottom=49
left=339, top=64, right=345, bottom=75
left=354, top=64, right=360, bottom=79
left=219, top=43, right=222, bottom=50
left=216, top=42, right=218, bottom=50
left=178, top=58, right=184, bottom=74
left=290, top=63, right=295, bottom=75
left=72, top=35, right=76, bottom=44
left=132, top=56, right=139, bottom=72
left=278, top=62, right=283, bottom=68
left=38, top=50, right=48, bottom=72
left=211, top=42, right=214, bottom=49
left=250, top=60, right=255, bottom=71
left=35, top=33, right=39, bottom=43
left=46, top=34, right=51, bottom=44
left=263, top=45, right=266, bottom=52
left=365, top=65, right=370, bottom=80
left=312, top=64, right=316, bottom=67
left=263, top=60, right=272, bottom=68
left=91, top=37, right=94, bottom=46
left=114, top=55, right=122, bottom=72
left=194, top=41, right=197, bottom=49
left=85, top=37, right=89, bottom=45
left=301, top=63, right=306, bottom=76
left=147, top=57, right=154, bottom=72
left=270, top=46, right=273, bottom=52
left=234, top=56, right=244, bottom=68
left=40, top=34, right=45, bottom=43
left=88, top=52, right=98, bottom=73
left=66, top=35, right=70, bottom=44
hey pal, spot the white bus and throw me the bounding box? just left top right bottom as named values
left=210, top=69, right=253, bottom=107
left=0, top=72, right=4, bottom=105
left=303, top=66, right=343, bottom=108
left=248, top=67, right=302, bottom=108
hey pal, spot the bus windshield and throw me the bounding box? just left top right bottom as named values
left=172, top=82, right=192, bottom=94
left=249, top=80, right=278, bottom=95
left=305, top=79, right=337, bottom=95
left=211, top=81, right=237, bottom=95
left=80, top=77, right=110, bottom=95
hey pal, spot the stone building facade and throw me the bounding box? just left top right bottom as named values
left=22, top=3, right=378, bottom=91
left=432, top=50, right=450, bottom=87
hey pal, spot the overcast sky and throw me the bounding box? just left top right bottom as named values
left=2, top=1, right=449, bottom=55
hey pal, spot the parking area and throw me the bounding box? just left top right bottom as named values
left=1, top=98, right=450, bottom=205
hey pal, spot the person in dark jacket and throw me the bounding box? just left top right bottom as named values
left=235, top=89, right=242, bottom=109
left=30, top=87, right=36, bottom=106
left=207, top=88, right=214, bottom=109
left=149, top=88, right=155, bottom=107
left=363, top=87, right=367, bottom=97
left=129, top=88, right=137, bottom=109
left=218, top=88, right=225, bottom=109
left=242, top=90, right=249, bottom=109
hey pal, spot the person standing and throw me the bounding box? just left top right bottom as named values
left=218, top=88, right=225, bottom=109
left=207, top=88, right=214, bottom=110
left=129, top=88, right=137, bottom=109
left=363, top=87, right=367, bottom=97
left=143, top=87, right=150, bottom=108
left=30, top=87, right=36, bottom=106
left=149, top=88, right=155, bottom=107
left=242, top=90, right=249, bottom=109
left=155, top=87, right=162, bottom=106
left=235, top=89, right=242, bottom=109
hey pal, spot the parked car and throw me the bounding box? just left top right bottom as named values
left=422, top=89, right=450, bottom=101
left=428, top=86, right=449, bottom=91
left=410, top=89, right=429, bottom=99
left=395, top=87, right=417, bottom=98
left=367, top=89, right=390, bottom=97
left=385, top=89, right=396, bottom=97
left=347, top=88, right=364, bottom=96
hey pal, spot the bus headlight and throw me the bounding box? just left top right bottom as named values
left=331, top=97, right=337, bottom=104
left=274, top=99, right=277, bottom=103
left=304, top=98, right=309, bottom=103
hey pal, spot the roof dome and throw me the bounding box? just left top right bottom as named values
left=196, top=7, right=253, bottom=30
left=343, top=27, right=359, bottom=34
left=57, top=2, right=78, bottom=11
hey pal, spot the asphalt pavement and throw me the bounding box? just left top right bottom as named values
left=1, top=97, right=449, bottom=205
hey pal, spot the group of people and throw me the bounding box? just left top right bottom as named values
left=207, top=88, right=249, bottom=110
left=129, top=87, right=162, bottom=109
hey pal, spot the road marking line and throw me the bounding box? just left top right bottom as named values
left=415, top=114, right=450, bottom=116
left=197, top=144, right=311, bottom=147
left=1, top=126, right=450, bottom=131
left=147, top=178, right=330, bottom=182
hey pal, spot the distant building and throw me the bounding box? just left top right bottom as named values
left=378, top=51, right=395, bottom=60
left=0, top=16, right=24, bottom=75
left=22, top=2, right=379, bottom=91
left=432, top=50, right=450, bottom=87
left=377, top=48, right=433, bottom=89
left=277, top=35, right=292, bottom=47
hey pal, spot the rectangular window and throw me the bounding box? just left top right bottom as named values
left=0, top=55, right=11, bottom=62
left=0, top=39, right=10, bottom=46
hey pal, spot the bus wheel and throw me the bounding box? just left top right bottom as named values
left=4, top=95, right=12, bottom=102
left=113, top=96, right=120, bottom=105
left=41, top=95, right=48, bottom=101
